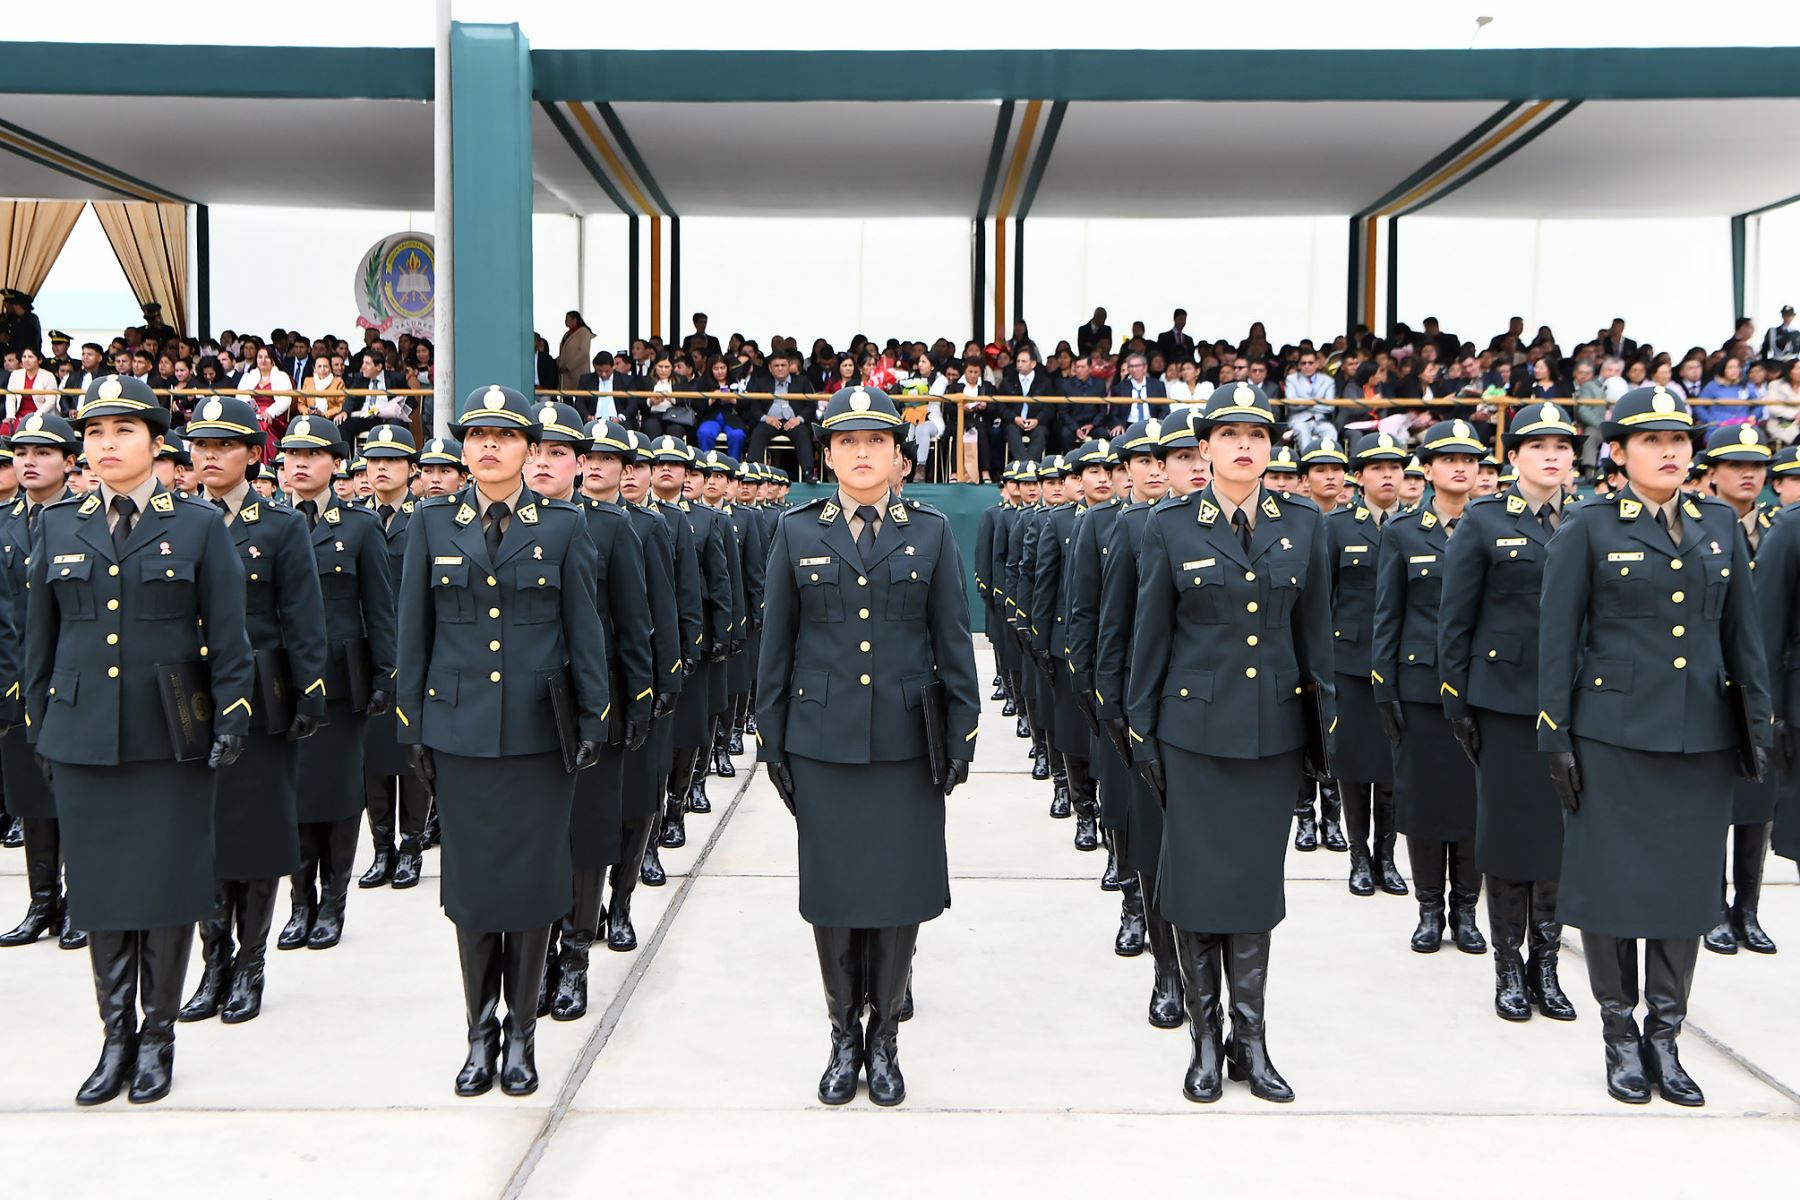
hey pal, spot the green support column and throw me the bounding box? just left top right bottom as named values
left=1731, top=214, right=1747, bottom=322
left=450, top=22, right=533, bottom=408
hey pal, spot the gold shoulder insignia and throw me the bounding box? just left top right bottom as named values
left=1618, top=498, right=1642, bottom=520
left=1354, top=507, right=1369, bottom=522
left=1505, top=494, right=1526, bottom=515
left=454, top=503, right=476, bottom=527
left=1682, top=499, right=1702, bottom=521
left=323, top=506, right=341, bottom=525
left=1420, top=511, right=1438, bottom=529
left=241, top=503, right=260, bottom=524
left=78, top=494, right=102, bottom=516
left=1196, top=500, right=1218, bottom=526
left=1760, top=512, right=1772, bottom=529
left=402, top=501, right=414, bottom=514
left=518, top=504, right=539, bottom=525
left=889, top=502, right=909, bottom=525
left=149, top=492, right=175, bottom=513
left=818, top=501, right=840, bottom=524
left=1261, top=494, right=1281, bottom=520
left=8, top=500, right=22, bottom=518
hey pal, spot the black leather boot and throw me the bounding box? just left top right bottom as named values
left=277, top=827, right=319, bottom=950
left=1525, top=879, right=1576, bottom=1020
left=1447, top=840, right=1488, bottom=954
left=662, top=751, right=695, bottom=847
left=178, top=888, right=234, bottom=1022
left=129, top=924, right=194, bottom=1103
left=1485, top=875, right=1531, bottom=1021
left=1069, top=757, right=1098, bottom=850
left=76, top=930, right=139, bottom=1106
left=0, top=817, right=62, bottom=946
left=422, top=800, right=441, bottom=851
left=1374, top=791, right=1408, bottom=895
left=728, top=696, right=746, bottom=756
left=454, top=927, right=502, bottom=1096
left=222, top=879, right=278, bottom=1023
left=307, top=817, right=358, bottom=949
left=813, top=925, right=864, bottom=1105
left=1343, top=784, right=1375, bottom=896
left=1729, top=823, right=1777, bottom=954
left=501, top=927, right=551, bottom=1095
left=1318, top=780, right=1348, bottom=852
left=1223, top=932, right=1293, bottom=1102
left=1013, top=712, right=1028, bottom=736
left=358, top=783, right=397, bottom=888
left=536, top=926, right=560, bottom=1019
left=1, top=813, right=20, bottom=848
left=991, top=674, right=1006, bottom=701
left=1292, top=780, right=1318, bottom=852
left=688, top=767, right=712, bottom=816
left=59, top=903, right=87, bottom=950
left=711, top=716, right=736, bottom=780
left=1049, top=758, right=1071, bottom=819
left=1581, top=931, right=1650, bottom=1104
left=1703, top=840, right=1737, bottom=954
left=554, top=870, right=604, bottom=1020
left=863, top=924, right=918, bottom=1106
left=392, top=834, right=424, bottom=890
left=1001, top=679, right=1017, bottom=716
left=609, top=816, right=656, bottom=950
left=1174, top=929, right=1223, bottom=1102
left=1115, top=875, right=1146, bottom=957
left=640, top=839, right=667, bottom=886
left=1100, top=831, right=1121, bottom=891
left=1408, top=836, right=1446, bottom=952
left=1031, top=736, right=1051, bottom=782
left=1143, top=891, right=1185, bottom=1029
left=1642, top=936, right=1704, bottom=1106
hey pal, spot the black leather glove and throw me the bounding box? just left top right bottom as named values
left=573, top=739, right=600, bottom=770
left=1739, top=742, right=1770, bottom=783
left=1103, top=717, right=1130, bottom=763
left=653, top=691, right=676, bottom=720
left=1548, top=751, right=1581, bottom=814
left=1450, top=715, right=1480, bottom=767
left=1138, top=758, right=1167, bottom=810
left=286, top=712, right=321, bottom=742
left=944, top=758, right=970, bottom=797
left=624, top=719, right=648, bottom=752
left=1772, top=718, right=1792, bottom=774
left=681, top=657, right=698, bottom=677
left=208, top=734, right=245, bottom=769
left=1378, top=701, right=1405, bottom=746
left=705, top=640, right=728, bottom=664
left=0, top=719, right=11, bottom=738
left=34, top=752, right=52, bottom=789
left=363, top=689, right=390, bottom=717
left=769, top=760, right=797, bottom=816
left=410, top=744, right=436, bottom=790
left=729, top=638, right=744, bottom=656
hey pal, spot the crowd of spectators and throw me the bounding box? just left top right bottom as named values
left=5, top=292, right=1799, bottom=486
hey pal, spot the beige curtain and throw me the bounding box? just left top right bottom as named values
left=91, top=201, right=187, bottom=334
left=0, top=200, right=85, bottom=297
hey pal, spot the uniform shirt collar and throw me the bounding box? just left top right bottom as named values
left=204, top=479, right=251, bottom=520
left=835, top=488, right=892, bottom=519
left=475, top=483, right=525, bottom=513
left=99, top=475, right=159, bottom=517
left=1212, top=484, right=1261, bottom=532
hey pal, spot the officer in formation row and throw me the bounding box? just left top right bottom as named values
left=2, top=374, right=806, bottom=1106
left=975, top=384, right=1790, bottom=1107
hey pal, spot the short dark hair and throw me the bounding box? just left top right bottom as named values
left=1173, top=308, right=1187, bottom=319
left=594, top=350, right=614, bottom=366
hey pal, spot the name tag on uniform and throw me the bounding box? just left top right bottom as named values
left=1606, top=552, right=1644, bottom=562
left=1494, top=538, right=1528, bottom=547
left=1409, top=555, right=1437, bottom=564
left=52, top=554, right=85, bottom=564
left=1343, top=545, right=1368, bottom=553
left=798, top=556, right=832, bottom=567
left=433, top=556, right=464, bottom=566
left=1182, top=558, right=1216, bottom=570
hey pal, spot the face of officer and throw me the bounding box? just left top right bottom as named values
left=824, top=429, right=900, bottom=506
left=1508, top=437, right=1574, bottom=501
left=1608, top=430, right=1693, bottom=504
left=682, top=473, right=702, bottom=500
left=1165, top=447, right=1207, bottom=496
left=1399, top=474, right=1425, bottom=505
left=83, top=416, right=159, bottom=491
left=285, top=448, right=337, bottom=499
left=527, top=440, right=583, bottom=499
left=1474, top=464, right=1499, bottom=496
left=367, top=457, right=409, bottom=501
left=1264, top=471, right=1292, bottom=494
left=1202, top=423, right=1271, bottom=502
left=1358, top=461, right=1402, bottom=509
left=1306, top=464, right=1345, bottom=510
left=1080, top=464, right=1112, bottom=504
left=1040, top=477, right=1066, bottom=504
left=15, top=444, right=72, bottom=502
left=418, top=463, right=461, bottom=496
left=192, top=437, right=258, bottom=494
left=1019, top=480, right=1041, bottom=504
left=153, top=458, right=178, bottom=488
left=622, top=460, right=651, bottom=503
left=176, top=463, right=197, bottom=493
left=1774, top=475, right=1800, bottom=506
left=651, top=461, right=685, bottom=500
left=1711, top=460, right=1767, bottom=514
left=583, top=451, right=624, bottom=499
left=252, top=477, right=276, bottom=499
left=335, top=477, right=357, bottom=501
left=465, top=427, right=531, bottom=494
left=701, top=470, right=731, bottom=504
left=1125, top=452, right=1167, bottom=502
left=0, top=458, right=16, bottom=495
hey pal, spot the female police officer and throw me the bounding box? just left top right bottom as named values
left=25, top=375, right=255, bottom=1105
left=1437, top=403, right=1581, bottom=1022
left=394, top=384, right=611, bottom=1098
left=1538, top=385, right=1771, bottom=1107
left=757, top=385, right=979, bottom=1108
left=1126, top=383, right=1335, bottom=1104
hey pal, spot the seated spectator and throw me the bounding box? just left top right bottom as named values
left=1763, top=358, right=1800, bottom=445
left=639, top=355, right=696, bottom=443
left=1108, top=351, right=1164, bottom=436
left=1000, top=344, right=1056, bottom=462
left=302, top=355, right=346, bottom=419
left=239, top=345, right=295, bottom=455
left=696, top=356, right=749, bottom=458
left=1698, top=356, right=1759, bottom=427
left=1058, top=355, right=1110, bottom=448
left=1284, top=350, right=1337, bottom=443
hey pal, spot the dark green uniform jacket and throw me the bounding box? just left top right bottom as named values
left=1371, top=503, right=1458, bottom=707
left=304, top=493, right=397, bottom=706
left=578, top=497, right=655, bottom=739
left=232, top=498, right=330, bottom=726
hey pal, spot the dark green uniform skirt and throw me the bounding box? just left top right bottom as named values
left=58, top=761, right=216, bottom=930
left=1331, top=674, right=1392, bottom=785
left=1090, top=728, right=1131, bottom=832
left=1, top=725, right=56, bottom=820
left=708, top=653, right=729, bottom=716
left=570, top=748, right=627, bottom=870
left=1122, top=773, right=1165, bottom=891
left=1393, top=702, right=1475, bottom=842
left=435, top=751, right=574, bottom=932
left=1050, top=675, right=1087, bottom=756
left=1473, top=710, right=1564, bottom=882
left=1775, top=773, right=1800, bottom=862
left=672, top=666, right=711, bottom=748
left=621, top=714, right=676, bottom=823
left=1560, top=737, right=1732, bottom=938
left=1731, top=775, right=1777, bottom=825
left=296, top=699, right=365, bottom=823
left=791, top=754, right=948, bottom=928
left=214, top=731, right=301, bottom=881
left=1156, top=744, right=1300, bottom=934
left=362, top=707, right=409, bottom=777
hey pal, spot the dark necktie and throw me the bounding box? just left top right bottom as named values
left=1537, top=504, right=1556, bottom=534
left=26, top=504, right=38, bottom=538
left=378, top=503, right=395, bottom=528
left=110, top=495, right=137, bottom=555
left=1445, top=516, right=1460, bottom=537
left=485, top=502, right=508, bottom=562
left=1656, top=509, right=1679, bottom=550
left=855, top=505, right=880, bottom=563
left=1232, top=509, right=1251, bottom=554
left=299, top=499, right=318, bottom=527
left=212, top=497, right=230, bottom=521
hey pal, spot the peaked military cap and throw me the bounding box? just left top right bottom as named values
left=1600, top=385, right=1695, bottom=443
left=1498, top=465, right=1519, bottom=486
left=185, top=395, right=263, bottom=443
left=47, top=329, right=70, bottom=344
left=1014, top=459, right=1040, bottom=482
left=1193, top=381, right=1276, bottom=432
left=0, top=438, right=10, bottom=462
left=1116, top=417, right=1166, bottom=458
left=1479, top=453, right=1500, bottom=469
left=1157, top=407, right=1201, bottom=451
left=646, top=434, right=695, bottom=465
left=8, top=409, right=79, bottom=449
left=530, top=400, right=589, bottom=449
left=1702, top=423, right=1772, bottom=463
left=585, top=419, right=634, bottom=458
left=1503, top=400, right=1584, bottom=449
left=1036, top=454, right=1072, bottom=480
left=1415, top=418, right=1486, bottom=460
left=1771, top=444, right=1800, bottom=476
left=156, top=428, right=191, bottom=465
left=1352, top=430, right=1407, bottom=464
left=1403, top=455, right=1426, bottom=478
left=818, top=385, right=904, bottom=433
left=1264, top=445, right=1301, bottom=474
left=361, top=423, right=419, bottom=458
left=698, top=449, right=738, bottom=475
left=621, top=429, right=653, bottom=460
left=1068, top=437, right=1118, bottom=468
left=77, top=374, right=171, bottom=432
left=1300, top=434, right=1348, bottom=466
left=279, top=412, right=349, bottom=456
left=418, top=435, right=464, bottom=466
left=451, top=384, right=538, bottom=438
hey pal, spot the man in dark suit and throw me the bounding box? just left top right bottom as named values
left=575, top=351, right=639, bottom=427
left=285, top=335, right=312, bottom=388
left=1076, top=307, right=1112, bottom=357
left=1001, top=345, right=1056, bottom=463
left=745, top=353, right=818, bottom=482
left=682, top=313, right=721, bottom=359
left=1106, top=352, right=1166, bottom=437
left=1156, top=309, right=1195, bottom=367
left=1602, top=318, right=1638, bottom=362
left=1057, top=355, right=1109, bottom=450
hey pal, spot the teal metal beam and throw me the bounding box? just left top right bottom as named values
left=1732, top=214, right=1747, bottom=322
left=450, top=22, right=534, bottom=402
left=0, top=43, right=431, bottom=99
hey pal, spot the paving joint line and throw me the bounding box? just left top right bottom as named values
left=498, top=763, right=757, bottom=1200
